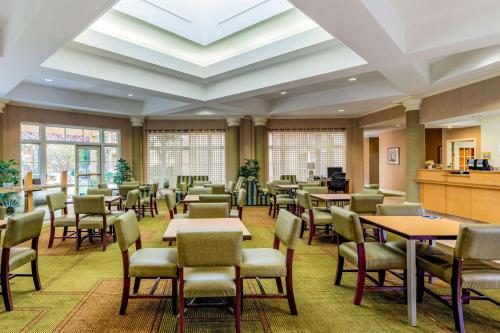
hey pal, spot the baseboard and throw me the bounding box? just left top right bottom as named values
left=379, top=188, right=406, bottom=196
left=363, top=184, right=379, bottom=188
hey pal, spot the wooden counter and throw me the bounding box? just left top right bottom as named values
left=416, top=169, right=500, bottom=224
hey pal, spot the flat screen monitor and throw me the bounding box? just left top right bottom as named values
left=327, top=167, right=343, bottom=178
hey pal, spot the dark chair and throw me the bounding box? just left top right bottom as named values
left=329, top=173, right=347, bottom=193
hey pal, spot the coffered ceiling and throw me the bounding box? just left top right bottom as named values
left=2, top=0, right=500, bottom=121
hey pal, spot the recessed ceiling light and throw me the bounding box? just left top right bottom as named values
left=44, top=78, right=53, bottom=82
left=280, top=91, right=287, bottom=95
left=348, top=77, right=357, bottom=82
left=395, top=124, right=401, bottom=127
left=338, top=109, right=345, bottom=112
left=128, top=93, right=134, bottom=97
left=447, top=125, right=452, bottom=129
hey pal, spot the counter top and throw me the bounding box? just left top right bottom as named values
left=419, top=169, right=500, bottom=174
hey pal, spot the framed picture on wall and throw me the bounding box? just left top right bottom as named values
left=388, top=147, right=400, bottom=165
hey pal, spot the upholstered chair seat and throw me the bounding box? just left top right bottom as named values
left=242, top=248, right=286, bottom=277
left=53, top=215, right=77, bottom=227
left=129, top=248, right=178, bottom=278
left=301, top=208, right=333, bottom=225
left=78, top=212, right=120, bottom=229
left=183, top=267, right=237, bottom=298
left=385, top=240, right=449, bottom=256
left=1, top=247, right=37, bottom=271
left=273, top=194, right=295, bottom=205
left=339, top=242, right=406, bottom=270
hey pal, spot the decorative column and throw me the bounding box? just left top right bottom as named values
left=226, top=117, right=242, bottom=182
left=0, top=99, right=8, bottom=161
left=403, top=98, right=425, bottom=202
left=252, top=117, right=267, bottom=184
left=131, top=117, right=144, bottom=183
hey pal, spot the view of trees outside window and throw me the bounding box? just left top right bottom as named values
left=46, top=144, right=75, bottom=184
left=20, top=143, right=41, bottom=179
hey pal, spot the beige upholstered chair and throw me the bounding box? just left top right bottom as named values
left=416, top=224, right=500, bottom=333
left=268, top=180, right=295, bottom=218
left=331, top=207, right=406, bottom=305
left=114, top=211, right=177, bottom=315
left=187, top=187, right=213, bottom=195
left=204, top=183, right=225, bottom=194
left=188, top=203, right=229, bottom=218
left=348, top=193, right=384, bottom=240
left=1, top=210, right=44, bottom=311
left=73, top=195, right=120, bottom=251
left=297, top=190, right=334, bottom=245
left=199, top=194, right=232, bottom=215
left=298, top=181, right=322, bottom=189
left=361, top=188, right=383, bottom=195
left=242, top=209, right=301, bottom=314
left=119, top=184, right=140, bottom=202
left=46, top=192, right=76, bottom=248
left=301, top=185, right=328, bottom=206
left=140, top=182, right=159, bottom=218
left=230, top=189, right=246, bottom=219
left=164, top=189, right=178, bottom=219
left=177, top=228, right=243, bottom=333
left=88, top=188, right=120, bottom=210
left=122, top=189, right=141, bottom=221
left=192, top=180, right=211, bottom=187
left=226, top=181, right=235, bottom=194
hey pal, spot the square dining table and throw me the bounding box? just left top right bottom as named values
left=359, top=215, right=461, bottom=327
left=162, top=218, right=251, bottom=242
left=182, top=195, right=200, bottom=212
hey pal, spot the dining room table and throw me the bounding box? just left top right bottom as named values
left=359, top=215, right=462, bottom=327
left=275, top=184, right=299, bottom=197
left=309, top=193, right=350, bottom=207
left=162, top=218, right=252, bottom=243
left=182, top=194, right=200, bottom=212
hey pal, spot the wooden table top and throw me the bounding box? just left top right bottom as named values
left=276, top=184, right=299, bottom=189
left=183, top=195, right=200, bottom=203
left=0, top=219, right=6, bottom=229
left=310, top=193, right=350, bottom=201
left=163, top=218, right=251, bottom=241
left=360, top=216, right=462, bottom=240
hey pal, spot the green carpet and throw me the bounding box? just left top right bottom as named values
left=1, top=202, right=499, bottom=332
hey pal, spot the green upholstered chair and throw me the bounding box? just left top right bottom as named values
left=118, top=184, right=140, bottom=200
left=46, top=192, right=76, bottom=248
left=301, top=185, right=329, bottom=206
left=226, top=181, right=235, bottom=194
left=242, top=209, right=301, bottom=315
left=193, top=180, right=211, bottom=187
left=177, top=228, right=243, bottom=333
left=230, top=189, right=246, bottom=219
left=348, top=193, right=384, bottom=240
left=331, top=206, right=406, bottom=305
left=176, top=175, right=192, bottom=189
left=280, top=175, right=297, bottom=184
left=88, top=188, right=120, bottom=210
left=98, top=183, right=109, bottom=189
left=122, top=189, right=141, bottom=221
left=164, top=189, right=178, bottom=219
left=187, top=187, right=213, bottom=195
left=298, top=181, right=322, bottom=189
left=268, top=180, right=295, bottom=218
left=297, top=190, right=333, bottom=245
left=114, top=211, right=177, bottom=315
left=1, top=210, right=44, bottom=311
left=199, top=194, right=232, bottom=215
left=416, top=224, right=500, bottom=333
left=73, top=195, right=120, bottom=251
left=188, top=203, right=229, bottom=218
left=204, top=183, right=225, bottom=194
left=140, top=182, right=159, bottom=218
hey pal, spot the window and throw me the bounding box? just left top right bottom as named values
left=21, top=124, right=40, bottom=140
left=104, top=146, right=118, bottom=183
left=21, top=143, right=41, bottom=179
left=268, top=129, right=346, bottom=181
left=46, top=144, right=75, bottom=185
left=147, top=130, right=225, bottom=185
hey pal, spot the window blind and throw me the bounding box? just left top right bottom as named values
left=268, top=128, right=346, bottom=181
left=147, top=129, right=226, bottom=186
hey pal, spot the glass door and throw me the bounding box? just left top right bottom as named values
left=76, top=145, right=101, bottom=195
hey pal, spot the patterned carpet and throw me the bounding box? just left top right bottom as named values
left=2, top=202, right=499, bottom=333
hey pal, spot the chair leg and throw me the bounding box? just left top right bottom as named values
left=101, top=229, right=106, bottom=251
left=334, top=255, right=344, bottom=286
left=1, top=262, right=13, bottom=311
left=48, top=226, right=55, bottom=248
left=268, top=203, right=272, bottom=216
left=463, top=289, right=470, bottom=304
left=353, top=265, right=366, bottom=305
left=154, top=201, right=159, bottom=215
left=62, top=226, right=68, bottom=241
left=299, top=220, right=305, bottom=238
left=377, top=270, right=385, bottom=287
left=112, top=225, right=117, bottom=242
left=150, top=205, right=154, bottom=218
left=76, top=229, right=81, bottom=251
left=172, top=278, right=178, bottom=315
left=275, top=277, right=284, bottom=293
left=133, top=277, right=141, bottom=293
left=273, top=204, right=278, bottom=218
left=285, top=271, right=298, bottom=315
left=452, top=287, right=465, bottom=333
left=307, top=223, right=315, bottom=245
left=120, top=276, right=130, bottom=315
left=178, top=286, right=185, bottom=333
left=31, top=258, right=41, bottom=290
left=235, top=278, right=242, bottom=333
left=417, top=267, right=425, bottom=303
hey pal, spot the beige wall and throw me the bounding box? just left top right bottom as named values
left=441, top=126, right=481, bottom=167
left=425, top=128, right=442, bottom=163
left=364, top=137, right=379, bottom=186
left=379, top=129, right=406, bottom=193
left=3, top=104, right=133, bottom=163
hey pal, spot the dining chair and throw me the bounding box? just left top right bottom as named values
left=416, top=224, right=500, bottom=333
left=331, top=206, right=406, bottom=305
left=242, top=209, right=301, bottom=314
left=230, top=189, right=246, bottom=219
left=199, top=194, right=232, bottom=215
left=46, top=192, right=76, bottom=248
left=119, top=184, right=140, bottom=203
left=193, top=180, right=212, bottom=187
left=73, top=195, right=120, bottom=251
left=348, top=193, right=384, bottom=240
left=204, top=184, right=225, bottom=194
left=298, top=181, right=322, bottom=188
left=1, top=210, right=44, bottom=311
left=188, top=203, right=229, bottom=218
left=164, top=189, right=178, bottom=219
left=114, top=211, right=178, bottom=315
left=280, top=175, right=297, bottom=184
left=301, top=185, right=328, bottom=206
left=98, top=183, right=109, bottom=189
left=88, top=188, right=120, bottom=211
left=268, top=180, right=295, bottom=218
left=297, top=190, right=334, bottom=245
left=176, top=228, right=243, bottom=333
left=187, top=187, right=213, bottom=195
left=140, top=182, right=159, bottom=218
left=226, top=181, right=235, bottom=194
left=122, top=189, right=141, bottom=221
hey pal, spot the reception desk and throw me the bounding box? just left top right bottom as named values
left=416, top=169, right=500, bottom=224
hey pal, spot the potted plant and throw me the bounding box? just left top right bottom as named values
left=0, top=159, right=20, bottom=188
left=239, top=159, right=260, bottom=178
left=112, top=158, right=133, bottom=185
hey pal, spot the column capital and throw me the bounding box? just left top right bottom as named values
left=252, top=116, right=268, bottom=127
left=130, top=117, right=144, bottom=127
left=0, top=99, right=10, bottom=113
left=402, top=97, right=422, bottom=111
left=226, top=117, right=242, bottom=127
